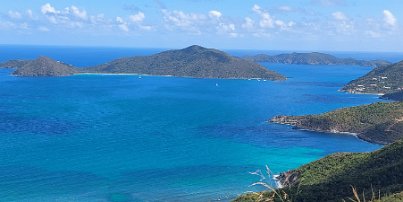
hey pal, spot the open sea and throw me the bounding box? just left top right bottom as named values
left=0, top=45, right=397, bottom=201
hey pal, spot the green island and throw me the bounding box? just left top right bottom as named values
left=0, top=45, right=285, bottom=80
left=9, top=56, right=77, bottom=77
left=244, top=52, right=390, bottom=67
left=234, top=140, right=403, bottom=202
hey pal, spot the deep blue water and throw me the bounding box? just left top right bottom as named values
left=0, top=46, right=387, bottom=201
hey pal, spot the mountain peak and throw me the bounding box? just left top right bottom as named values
left=183, top=45, right=209, bottom=52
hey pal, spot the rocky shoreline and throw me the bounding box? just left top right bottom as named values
left=269, top=102, right=403, bottom=145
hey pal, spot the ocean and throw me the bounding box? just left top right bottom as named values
left=0, top=45, right=391, bottom=201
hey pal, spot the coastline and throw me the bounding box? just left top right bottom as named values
left=339, top=89, right=385, bottom=96
left=269, top=120, right=384, bottom=145
left=270, top=117, right=395, bottom=145
left=75, top=72, right=286, bottom=81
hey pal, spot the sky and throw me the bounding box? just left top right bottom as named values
left=0, top=0, right=402, bottom=52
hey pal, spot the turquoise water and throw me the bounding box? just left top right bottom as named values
left=0, top=47, right=383, bottom=201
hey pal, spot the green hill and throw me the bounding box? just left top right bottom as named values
left=270, top=102, right=403, bottom=144
left=0, top=57, right=77, bottom=77
left=9, top=56, right=77, bottom=77
left=85, top=45, right=286, bottom=80
left=342, top=61, right=403, bottom=95
left=234, top=140, right=403, bottom=202
left=244, top=52, right=390, bottom=67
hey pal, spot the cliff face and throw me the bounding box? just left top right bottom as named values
left=85, top=45, right=286, bottom=80
left=270, top=102, right=403, bottom=144
left=245, top=52, right=390, bottom=67
left=342, top=61, right=403, bottom=95
left=11, top=56, right=77, bottom=77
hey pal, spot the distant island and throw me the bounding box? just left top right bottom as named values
left=0, top=45, right=286, bottom=80
left=0, top=56, right=77, bottom=77
left=342, top=60, right=403, bottom=99
left=270, top=102, right=403, bottom=145
left=83, top=45, right=285, bottom=80
left=244, top=52, right=390, bottom=67
left=235, top=140, right=403, bottom=202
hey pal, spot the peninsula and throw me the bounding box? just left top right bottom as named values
left=342, top=60, right=403, bottom=98
left=270, top=102, right=403, bottom=145
left=84, top=45, right=285, bottom=80
left=245, top=52, right=390, bottom=67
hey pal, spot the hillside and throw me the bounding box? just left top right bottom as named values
left=234, top=140, right=403, bottom=202
left=270, top=102, right=403, bottom=144
left=10, top=56, right=77, bottom=77
left=382, top=90, right=403, bottom=101
left=245, top=52, right=390, bottom=67
left=84, top=45, right=286, bottom=80
left=342, top=61, right=403, bottom=95
left=0, top=57, right=77, bottom=77
left=0, top=59, right=30, bottom=68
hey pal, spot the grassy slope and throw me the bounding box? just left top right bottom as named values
left=234, top=140, right=403, bottom=202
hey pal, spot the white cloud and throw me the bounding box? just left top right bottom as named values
left=161, top=9, right=239, bottom=37
left=38, top=26, right=50, bottom=32
left=330, top=11, right=354, bottom=34
left=312, top=0, right=346, bottom=6
left=116, top=16, right=129, bottom=32
left=332, top=11, right=348, bottom=21
left=209, top=10, right=222, bottom=18
left=242, top=17, right=255, bottom=30
left=279, top=6, right=292, bottom=12
left=39, top=3, right=114, bottom=30
left=68, top=6, right=87, bottom=20
left=248, top=4, right=294, bottom=33
left=383, top=10, right=397, bottom=27
left=366, top=30, right=381, bottom=38
left=41, top=3, right=58, bottom=15
left=8, top=11, right=22, bottom=19
left=252, top=4, right=274, bottom=28
left=162, top=10, right=205, bottom=28
left=217, top=22, right=238, bottom=37
left=26, top=9, right=34, bottom=19
left=130, top=12, right=145, bottom=23
left=162, top=9, right=206, bottom=33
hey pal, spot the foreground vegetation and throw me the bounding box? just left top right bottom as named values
left=271, top=102, right=403, bottom=144
left=234, top=140, right=403, bottom=202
